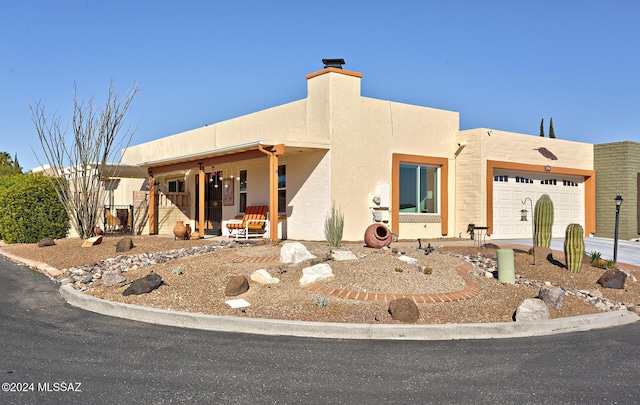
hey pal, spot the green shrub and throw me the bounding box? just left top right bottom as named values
left=0, top=174, right=24, bottom=240
left=0, top=173, right=69, bottom=243
left=324, top=202, right=344, bottom=247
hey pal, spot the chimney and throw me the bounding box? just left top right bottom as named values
left=322, top=58, right=345, bottom=69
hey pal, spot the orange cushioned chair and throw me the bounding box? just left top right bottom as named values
left=226, top=205, right=269, bottom=239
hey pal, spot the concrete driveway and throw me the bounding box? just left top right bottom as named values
left=492, top=237, right=640, bottom=267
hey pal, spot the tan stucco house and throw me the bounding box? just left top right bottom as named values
left=114, top=62, right=595, bottom=242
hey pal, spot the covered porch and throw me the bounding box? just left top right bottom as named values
left=138, top=140, right=329, bottom=242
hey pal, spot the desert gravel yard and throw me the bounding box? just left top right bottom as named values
left=2, top=235, right=639, bottom=325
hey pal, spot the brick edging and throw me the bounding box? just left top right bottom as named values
left=226, top=252, right=280, bottom=264
left=305, top=262, right=480, bottom=303
left=226, top=252, right=480, bottom=303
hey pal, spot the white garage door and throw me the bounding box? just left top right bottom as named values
left=491, top=170, right=584, bottom=239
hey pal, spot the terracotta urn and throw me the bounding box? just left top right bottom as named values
left=173, top=221, right=187, bottom=240
left=190, top=230, right=200, bottom=240
left=364, top=223, right=392, bottom=248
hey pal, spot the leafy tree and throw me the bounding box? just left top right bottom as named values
left=30, top=82, right=139, bottom=239
left=0, top=151, right=23, bottom=177
left=549, top=117, right=555, bottom=138
left=539, top=118, right=545, bottom=137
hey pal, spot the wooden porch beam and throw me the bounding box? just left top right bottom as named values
left=198, top=163, right=205, bottom=237
left=258, top=144, right=285, bottom=242
left=148, top=171, right=157, bottom=235
left=145, top=149, right=270, bottom=176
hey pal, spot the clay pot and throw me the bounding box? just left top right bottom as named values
left=173, top=221, right=187, bottom=240
left=190, top=231, right=200, bottom=240
left=364, top=223, right=392, bottom=248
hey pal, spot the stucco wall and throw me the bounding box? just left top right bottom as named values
left=121, top=99, right=314, bottom=166
left=455, top=128, right=594, bottom=237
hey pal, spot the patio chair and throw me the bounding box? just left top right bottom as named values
left=226, top=205, right=269, bottom=239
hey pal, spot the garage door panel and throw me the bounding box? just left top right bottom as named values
left=492, top=171, right=584, bottom=239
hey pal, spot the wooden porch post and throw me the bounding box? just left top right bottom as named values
left=259, top=144, right=285, bottom=242
left=198, top=162, right=205, bottom=237
left=148, top=171, right=157, bottom=235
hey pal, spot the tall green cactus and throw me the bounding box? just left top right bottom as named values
left=564, top=223, right=584, bottom=273
left=534, top=194, right=554, bottom=247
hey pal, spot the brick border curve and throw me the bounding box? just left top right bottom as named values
left=226, top=252, right=480, bottom=303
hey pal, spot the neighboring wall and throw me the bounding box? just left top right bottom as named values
left=594, top=141, right=640, bottom=240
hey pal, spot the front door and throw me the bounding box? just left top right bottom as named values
left=195, top=171, right=223, bottom=235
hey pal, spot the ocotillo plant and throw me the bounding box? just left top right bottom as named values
left=534, top=194, right=554, bottom=247
left=564, top=223, right=584, bottom=273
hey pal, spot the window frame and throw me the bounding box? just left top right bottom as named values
left=398, top=162, right=441, bottom=215
left=167, top=178, right=185, bottom=193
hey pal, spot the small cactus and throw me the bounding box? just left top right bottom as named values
left=315, top=296, right=328, bottom=308
left=534, top=194, right=554, bottom=247
left=564, top=223, right=584, bottom=273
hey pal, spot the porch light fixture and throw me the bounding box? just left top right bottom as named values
left=322, top=58, right=345, bottom=69
left=614, top=195, right=623, bottom=262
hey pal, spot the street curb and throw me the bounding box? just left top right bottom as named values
left=59, top=284, right=640, bottom=340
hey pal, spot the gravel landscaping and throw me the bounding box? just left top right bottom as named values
left=2, top=235, right=639, bottom=325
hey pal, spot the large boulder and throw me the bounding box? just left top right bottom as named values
left=82, top=235, right=103, bottom=248
left=514, top=298, right=551, bottom=322
left=388, top=298, right=420, bottom=323
left=280, top=242, right=316, bottom=264
left=250, top=269, right=280, bottom=285
left=123, top=273, right=163, bottom=296
left=299, top=263, right=333, bottom=286
left=331, top=250, right=358, bottom=261
left=37, top=237, right=56, bottom=247
left=116, top=237, right=135, bottom=253
left=538, top=285, right=565, bottom=309
left=597, top=269, right=627, bottom=289
left=225, top=275, right=250, bottom=296
left=102, top=270, right=127, bottom=287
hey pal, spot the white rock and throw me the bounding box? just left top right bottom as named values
left=331, top=250, right=358, bottom=261
left=280, top=242, right=316, bottom=264
left=299, top=263, right=333, bottom=286
left=590, top=289, right=603, bottom=298
left=250, top=269, right=280, bottom=284
left=484, top=271, right=494, bottom=279
left=398, top=255, right=417, bottom=264
left=225, top=299, right=251, bottom=308
left=595, top=302, right=610, bottom=312
left=514, top=298, right=551, bottom=322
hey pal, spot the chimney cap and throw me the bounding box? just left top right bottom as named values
left=322, top=58, right=345, bottom=69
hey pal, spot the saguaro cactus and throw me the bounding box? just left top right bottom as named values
left=564, top=223, right=585, bottom=273
left=534, top=194, right=554, bottom=247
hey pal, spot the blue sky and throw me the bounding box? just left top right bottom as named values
left=2, top=0, right=639, bottom=171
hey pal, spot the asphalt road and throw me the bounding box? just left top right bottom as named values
left=1, top=257, right=640, bottom=404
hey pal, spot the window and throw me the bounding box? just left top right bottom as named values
left=239, top=170, right=247, bottom=212
left=167, top=179, right=185, bottom=193
left=541, top=179, right=557, bottom=185
left=399, top=163, right=438, bottom=213
left=278, top=164, right=286, bottom=213
left=494, top=175, right=509, bottom=182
